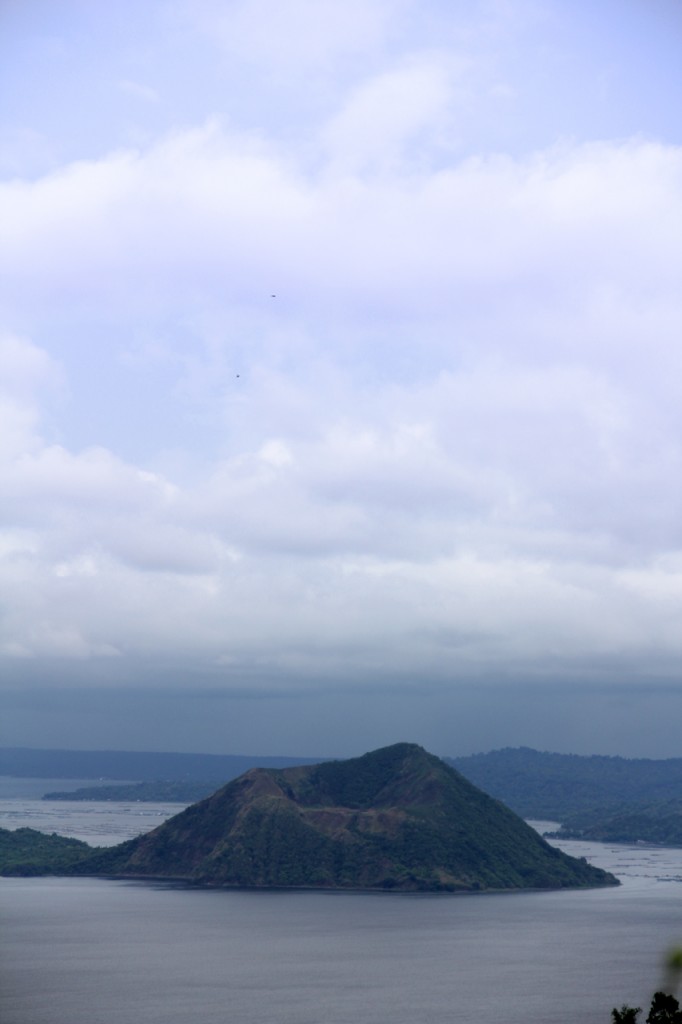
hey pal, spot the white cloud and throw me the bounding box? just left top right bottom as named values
left=2, top=328, right=682, bottom=680
left=0, top=334, right=58, bottom=400
left=1, top=83, right=682, bottom=692
left=1, top=129, right=680, bottom=336
left=0, top=335, right=62, bottom=460
left=322, top=59, right=457, bottom=175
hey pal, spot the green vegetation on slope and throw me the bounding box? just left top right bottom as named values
left=67, top=743, right=617, bottom=892
left=449, top=748, right=682, bottom=820
left=0, top=827, right=94, bottom=875
left=552, top=800, right=682, bottom=846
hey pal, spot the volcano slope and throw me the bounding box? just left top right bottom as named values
left=74, top=743, right=618, bottom=892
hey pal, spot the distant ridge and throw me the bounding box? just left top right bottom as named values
left=448, top=747, right=682, bottom=819
left=0, top=747, right=322, bottom=783
left=70, top=743, right=617, bottom=892
left=8, top=745, right=682, bottom=825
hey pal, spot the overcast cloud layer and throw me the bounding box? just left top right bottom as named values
left=1, top=0, right=682, bottom=757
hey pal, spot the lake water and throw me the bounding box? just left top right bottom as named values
left=0, top=776, right=183, bottom=846
left=1, top=783, right=681, bottom=1024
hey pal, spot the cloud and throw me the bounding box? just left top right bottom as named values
left=322, top=58, right=457, bottom=175
left=0, top=335, right=62, bottom=459
left=0, top=334, right=59, bottom=401
left=2, top=127, right=680, bottom=331
left=2, top=339, right=682, bottom=682
left=1, top=53, right=682, bottom=704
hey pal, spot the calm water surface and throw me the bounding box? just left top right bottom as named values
left=1, top=791, right=681, bottom=1024
left=0, top=776, right=184, bottom=846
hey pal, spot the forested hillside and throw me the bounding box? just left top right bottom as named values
left=65, top=744, right=618, bottom=892
left=448, top=748, right=682, bottom=820
left=551, top=800, right=682, bottom=846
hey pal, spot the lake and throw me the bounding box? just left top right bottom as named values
left=0, top=775, right=183, bottom=846
left=1, top=782, right=681, bottom=1024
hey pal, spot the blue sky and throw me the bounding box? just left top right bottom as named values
left=1, top=0, right=682, bottom=758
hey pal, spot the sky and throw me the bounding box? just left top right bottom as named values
left=1, top=0, right=682, bottom=760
